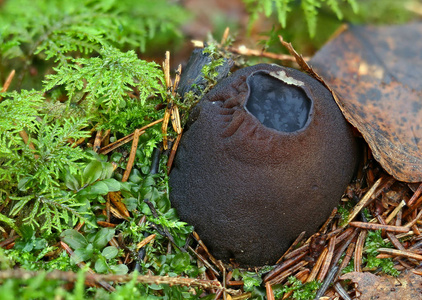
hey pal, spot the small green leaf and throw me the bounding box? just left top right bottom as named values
left=128, top=168, right=142, bottom=184
left=64, top=171, right=80, bottom=191
left=110, top=152, right=123, bottom=163
left=153, top=190, right=170, bottom=213
left=93, top=228, right=115, bottom=249
left=90, top=181, right=109, bottom=195
left=82, top=160, right=103, bottom=185
left=18, top=177, right=31, bottom=191
left=61, top=229, right=88, bottom=249
left=141, top=174, right=156, bottom=188
left=100, top=162, right=114, bottom=180
left=119, top=181, right=132, bottom=192
left=170, top=252, right=190, bottom=273
left=19, top=224, right=35, bottom=240
left=110, top=264, right=129, bottom=275
left=243, top=275, right=261, bottom=292
left=95, top=257, right=109, bottom=273
left=102, top=246, right=118, bottom=259
left=102, top=178, right=120, bottom=192
left=71, top=244, right=94, bottom=264
left=123, top=197, right=137, bottom=211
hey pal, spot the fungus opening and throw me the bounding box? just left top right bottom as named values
left=246, top=72, right=312, bottom=132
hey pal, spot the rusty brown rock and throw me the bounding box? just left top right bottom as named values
left=169, top=64, right=358, bottom=266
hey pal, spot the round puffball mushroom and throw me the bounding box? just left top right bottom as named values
left=169, top=63, right=358, bottom=267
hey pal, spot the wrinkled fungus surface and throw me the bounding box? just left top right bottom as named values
left=169, top=64, right=358, bottom=267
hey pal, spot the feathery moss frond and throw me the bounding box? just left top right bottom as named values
left=243, top=0, right=358, bottom=37
left=44, top=46, right=165, bottom=120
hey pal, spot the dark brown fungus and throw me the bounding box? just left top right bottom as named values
left=169, top=64, right=358, bottom=267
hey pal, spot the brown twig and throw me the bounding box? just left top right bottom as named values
left=265, top=282, right=275, bottom=300
left=349, top=221, right=410, bottom=233
left=106, top=193, right=111, bottom=222
left=71, top=126, right=97, bottom=148
left=396, top=210, right=403, bottom=226
left=188, top=246, right=220, bottom=277
left=74, top=222, right=85, bottom=232
left=0, top=235, right=18, bottom=248
left=332, top=229, right=359, bottom=269
left=404, top=208, right=422, bottom=228
left=172, top=64, right=182, bottom=97
left=335, top=233, right=358, bottom=281
left=307, top=248, right=327, bottom=283
left=319, top=208, right=338, bottom=234
left=228, top=45, right=310, bottom=62
left=108, top=191, right=130, bottom=218
left=334, top=282, right=352, bottom=300
left=343, top=178, right=382, bottom=227
left=109, top=205, right=129, bottom=221
left=283, top=243, right=310, bottom=261
left=100, top=129, right=111, bottom=145
left=377, top=248, right=422, bottom=261
left=220, top=27, right=230, bottom=45
left=323, top=228, right=343, bottom=241
left=162, top=51, right=172, bottom=150
left=407, top=182, right=422, bottom=207
left=167, top=129, right=183, bottom=173
left=276, top=231, right=306, bottom=264
left=372, top=176, right=396, bottom=200
left=0, top=69, right=15, bottom=95
left=121, top=129, right=143, bottom=182
left=377, top=215, right=405, bottom=250
left=317, top=236, right=336, bottom=282
left=136, top=234, right=156, bottom=250
left=334, top=227, right=355, bottom=245
left=96, top=221, right=116, bottom=228
left=315, top=266, right=339, bottom=299
left=268, top=260, right=308, bottom=285
left=412, top=224, right=421, bottom=236
left=93, top=130, right=102, bottom=153
left=163, top=51, right=171, bottom=89
left=403, top=184, right=422, bottom=219
left=99, top=119, right=163, bottom=155
left=264, top=251, right=308, bottom=282
left=192, top=231, right=222, bottom=273
left=354, top=230, right=367, bottom=272
left=386, top=200, right=406, bottom=224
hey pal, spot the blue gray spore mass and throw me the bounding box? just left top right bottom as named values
left=246, top=72, right=311, bottom=132
left=169, top=64, right=358, bottom=267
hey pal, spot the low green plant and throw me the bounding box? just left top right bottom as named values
left=0, top=0, right=188, bottom=88
left=273, top=276, right=322, bottom=300
left=61, top=228, right=128, bottom=275
left=341, top=230, right=399, bottom=277
left=243, top=0, right=358, bottom=37
left=1, top=46, right=167, bottom=234
left=363, top=230, right=399, bottom=276
left=43, top=46, right=165, bottom=119
left=232, top=269, right=263, bottom=292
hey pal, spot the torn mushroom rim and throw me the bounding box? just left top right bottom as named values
left=243, top=69, right=315, bottom=135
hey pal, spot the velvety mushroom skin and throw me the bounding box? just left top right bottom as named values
left=169, top=64, right=358, bottom=267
